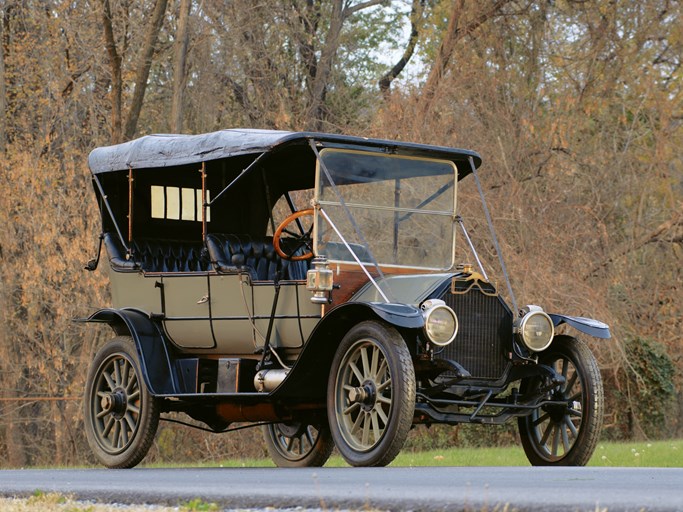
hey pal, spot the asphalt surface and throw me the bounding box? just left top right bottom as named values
left=0, top=466, right=681, bottom=511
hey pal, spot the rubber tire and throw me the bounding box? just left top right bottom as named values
left=263, top=422, right=334, bottom=467
left=327, top=320, right=415, bottom=467
left=518, top=335, right=604, bottom=466
left=84, top=336, right=160, bottom=468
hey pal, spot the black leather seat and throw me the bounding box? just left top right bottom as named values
left=133, top=239, right=209, bottom=272
left=205, top=234, right=308, bottom=281
left=103, top=233, right=210, bottom=272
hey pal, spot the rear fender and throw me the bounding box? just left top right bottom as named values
left=84, top=308, right=177, bottom=395
left=548, top=313, right=611, bottom=339
left=272, top=302, right=422, bottom=401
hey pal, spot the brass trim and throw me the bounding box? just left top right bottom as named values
left=200, top=161, right=207, bottom=241
left=127, top=167, right=134, bottom=248
left=450, top=273, right=498, bottom=297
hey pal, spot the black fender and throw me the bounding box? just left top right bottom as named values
left=272, top=301, right=423, bottom=402
left=82, top=308, right=177, bottom=395
left=548, top=313, right=611, bottom=339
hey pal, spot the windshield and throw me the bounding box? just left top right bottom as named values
left=315, top=149, right=457, bottom=270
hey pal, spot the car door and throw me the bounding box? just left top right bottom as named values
left=162, top=273, right=216, bottom=349
left=210, top=273, right=321, bottom=354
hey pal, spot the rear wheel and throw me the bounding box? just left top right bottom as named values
left=518, top=335, right=603, bottom=466
left=263, top=422, right=334, bottom=467
left=328, top=321, right=415, bottom=467
left=84, top=336, right=159, bottom=468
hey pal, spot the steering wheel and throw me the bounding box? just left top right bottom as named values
left=273, top=208, right=315, bottom=261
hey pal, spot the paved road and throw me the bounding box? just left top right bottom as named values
left=0, top=466, right=681, bottom=511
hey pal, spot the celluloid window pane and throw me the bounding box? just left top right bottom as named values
left=166, top=187, right=180, bottom=220
left=181, top=188, right=196, bottom=221
left=150, top=186, right=165, bottom=219
left=195, top=189, right=202, bottom=221
left=196, top=189, right=211, bottom=222
left=204, top=190, right=211, bottom=222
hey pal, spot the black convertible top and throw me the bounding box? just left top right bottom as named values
left=88, top=128, right=482, bottom=176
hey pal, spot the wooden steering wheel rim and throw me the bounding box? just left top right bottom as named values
left=273, top=208, right=315, bottom=261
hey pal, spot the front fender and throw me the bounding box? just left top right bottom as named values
left=272, top=302, right=422, bottom=402
left=548, top=313, right=611, bottom=339
left=362, top=302, right=424, bottom=328
left=82, top=308, right=177, bottom=395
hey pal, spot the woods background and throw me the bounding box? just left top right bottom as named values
left=0, top=0, right=681, bottom=467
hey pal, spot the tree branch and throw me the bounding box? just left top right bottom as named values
left=379, top=0, right=423, bottom=99
left=343, top=0, right=385, bottom=18
left=420, top=0, right=513, bottom=116
left=589, top=205, right=683, bottom=276
left=123, top=0, right=168, bottom=141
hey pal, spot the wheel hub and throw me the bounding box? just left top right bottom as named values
left=277, top=422, right=304, bottom=438
left=100, top=390, right=127, bottom=418
left=349, top=380, right=377, bottom=411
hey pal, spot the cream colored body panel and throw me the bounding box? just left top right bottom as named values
left=108, top=267, right=161, bottom=313
left=210, top=274, right=321, bottom=354
left=162, top=275, right=214, bottom=349
left=209, top=274, right=257, bottom=354
left=108, top=267, right=215, bottom=348
left=251, top=281, right=321, bottom=350
left=108, top=264, right=320, bottom=355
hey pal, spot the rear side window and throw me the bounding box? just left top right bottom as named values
left=151, top=185, right=210, bottom=222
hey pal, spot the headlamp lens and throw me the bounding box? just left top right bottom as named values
left=521, top=312, right=554, bottom=352
left=425, top=306, right=458, bottom=346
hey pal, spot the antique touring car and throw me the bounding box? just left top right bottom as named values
left=81, top=129, right=610, bottom=468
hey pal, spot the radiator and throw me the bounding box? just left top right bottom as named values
left=437, top=283, right=512, bottom=380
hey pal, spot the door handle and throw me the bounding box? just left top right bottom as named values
left=197, top=295, right=209, bottom=304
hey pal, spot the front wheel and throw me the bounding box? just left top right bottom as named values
left=518, top=335, right=603, bottom=466
left=262, top=422, right=334, bottom=467
left=84, top=336, right=159, bottom=468
left=328, top=321, right=415, bottom=467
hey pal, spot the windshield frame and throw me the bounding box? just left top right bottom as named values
left=313, top=148, right=458, bottom=272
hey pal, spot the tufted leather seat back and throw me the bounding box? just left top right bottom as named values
left=205, top=234, right=309, bottom=281
left=132, top=239, right=210, bottom=272
left=104, top=232, right=307, bottom=279
left=102, top=233, right=210, bottom=272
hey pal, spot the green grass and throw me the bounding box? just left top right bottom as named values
left=179, top=439, right=682, bottom=468
left=590, top=439, right=682, bottom=467
left=392, top=439, right=682, bottom=467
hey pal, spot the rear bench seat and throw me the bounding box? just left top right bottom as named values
left=103, top=232, right=308, bottom=279
left=205, top=233, right=308, bottom=281
left=103, top=233, right=209, bottom=272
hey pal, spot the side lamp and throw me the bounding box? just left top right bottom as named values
left=306, top=256, right=333, bottom=304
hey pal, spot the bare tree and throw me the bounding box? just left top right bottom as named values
left=304, top=0, right=387, bottom=130
left=379, top=0, right=424, bottom=99
left=101, top=0, right=123, bottom=143
left=419, top=0, right=513, bottom=117
left=123, top=0, right=169, bottom=140
left=171, top=0, right=192, bottom=132
left=101, top=0, right=169, bottom=143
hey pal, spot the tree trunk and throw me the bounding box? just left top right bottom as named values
left=304, top=0, right=343, bottom=131
left=101, top=0, right=123, bottom=144
left=304, top=0, right=385, bottom=131
left=171, top=0, right=191, bottom=133
left=420, top=0, right=512, bottom=116
left=123, top=0, right=168, bottom=140
left=296, top=0, right=321, bottom=95
left=379, top=0, right=423, bottom=99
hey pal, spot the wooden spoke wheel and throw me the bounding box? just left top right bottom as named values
left=328, top=321, right=415, bottom=467
left=518, top=335, right=603, bottom=466
left=84, top=336, right=159, bottom=468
